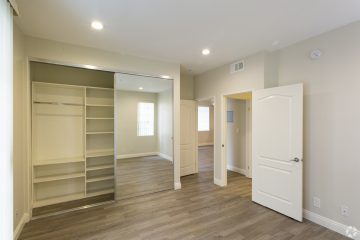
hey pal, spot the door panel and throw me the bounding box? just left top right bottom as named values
left=252, top=84, right=303, bottom=221
left=180, top=100, right=197, bottom=176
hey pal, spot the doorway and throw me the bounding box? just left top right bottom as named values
left=224, top=92, right=252, bottom=197
left=197, top=97, right=215, bottom=182
left=115, top=73, right=174, bottom=200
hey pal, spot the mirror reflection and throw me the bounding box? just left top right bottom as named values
left=115, top=73, right=174, bottom=200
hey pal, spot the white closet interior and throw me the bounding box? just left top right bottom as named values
left=31, top=62, right=115, bottom=210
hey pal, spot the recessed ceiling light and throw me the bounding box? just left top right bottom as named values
left=138, top=87, right=143, bottom=90
left=91, top=21, right=103, bottom=30
left=202, top=49, right=210, bottom=55
left=160, top=75, right=171, bottom=79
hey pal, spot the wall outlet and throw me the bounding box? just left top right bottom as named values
left=341, top=205, right=349, bottom=216
left=313, top=197, right=321, bottom=208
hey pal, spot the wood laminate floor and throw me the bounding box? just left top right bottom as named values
left=116, top=156, right=174, bottom=200
left=20, top=146, right=347, bottom=240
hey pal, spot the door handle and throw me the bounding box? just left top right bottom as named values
left=290, top=157, right=300, bottom=162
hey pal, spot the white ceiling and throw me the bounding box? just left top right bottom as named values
left=15, top=0, right=360, bottom=75
left=115, top=73, right=172, bottom=93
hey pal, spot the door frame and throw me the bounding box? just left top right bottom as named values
left=195, top=96, right=216, bottom=184
left=221, top=89, right=254, bottom=186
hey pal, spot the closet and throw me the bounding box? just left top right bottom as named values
left=31, top=62, right=115, bottom=214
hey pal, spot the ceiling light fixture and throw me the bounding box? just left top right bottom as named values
left=160, top=75, right=171, bottom=79
left=91, top=21, right=103, bottom=30
left=138, top=87, right=143, bottom=90
left=202, top=49, right=210, bottom=55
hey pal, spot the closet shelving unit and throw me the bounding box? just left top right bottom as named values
left=85, top=87, right=115, bottom=198
left=32, top=81, right=115, bottom=208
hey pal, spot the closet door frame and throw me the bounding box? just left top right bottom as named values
left=26, top=57, right=178, bottom=217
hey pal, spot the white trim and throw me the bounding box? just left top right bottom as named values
left=198, top=142, right=214, bottom=147
left=14, top=213, right=29, bottom=240
left=227, top=165, right=247, bottom=175
left=117, top=152, right=158, bottom=159
left=8, top=0, right=19, bottom=16
left=174, top=182, right=181, bottom=190
left=221, top=89, right=254, bottom=187
left=303, top=210, right=359, bottom=239
left=158, top=153, right=173, bottom=162
left=214, top=177, right=226, bottom=187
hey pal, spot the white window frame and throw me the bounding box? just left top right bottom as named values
left=137, top=102, right=155, bottom=136
left=198, top=106, right=210, bottom=132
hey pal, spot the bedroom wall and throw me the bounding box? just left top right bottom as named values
left=275, top=21, right=360, bottom=230
left=158, top=89, right=173, bottom=160
left=116, top=90, right=158, bottom=158
left=180, top=70, right=194, bottom=100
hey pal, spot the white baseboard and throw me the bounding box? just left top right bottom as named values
left=227, top=165, right=247, bottom=175
left=198, top=142, right=214, bottom=147
left=14, top=213, right=29, bottom=240
left=158, top=152, right=173, bottom=162
left=304, top=210, right=359, bottom=239
left=174, top=182, right=181, bottom=190
left=117, top=152, right=158, bottom=159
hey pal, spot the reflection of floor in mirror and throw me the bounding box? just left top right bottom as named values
left=116, top=155, right=174, bottom=200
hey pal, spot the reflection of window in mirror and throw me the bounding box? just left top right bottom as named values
left=198, top=106, right=210, bottom=131
left=137, top=102, right=155, bottom=136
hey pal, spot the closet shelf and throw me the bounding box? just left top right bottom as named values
left=86, top=131, right=114, bottom=135
left=86, top=149, right=114, bottom=158
left=86, top=104, right=114, bottom=107
left=33, top=81, right=113, bottom=91
left=86, top=175, right=114, bottom=183
left=86, top=117, right=114, bottom=120
left=33, top=193, right=85, bottom=208
left=33, top=101, right=84, bottom=106
left=87, top=164, right=114, bottom=171
left=34, top=173, right=85, bottom=183
left=86, top=86, right=114, bottom=91
left=34, top=158, right=85, bottom=166
left=86, top=188, right=114, bottom=198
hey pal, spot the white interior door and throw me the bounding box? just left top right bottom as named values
left=252, top=84, right=303, bottom=221
left=180, top=100, right=197, bottom=176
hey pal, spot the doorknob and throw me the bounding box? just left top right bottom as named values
left=291, top=157, right=300, bottom=162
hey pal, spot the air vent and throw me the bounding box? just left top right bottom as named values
left=230, top=60, right=244, bottom=74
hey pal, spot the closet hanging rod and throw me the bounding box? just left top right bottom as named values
left=33, top=101, right=84, bottom=106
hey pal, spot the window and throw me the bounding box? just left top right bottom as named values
left=137, top=102, right=155, bottom=136
left=198, top=106, right=210, bottom=131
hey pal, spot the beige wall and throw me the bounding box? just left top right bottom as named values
left=275, top=21, right=360, bottom=229
left=226, top=99, right=247, bottom=171
left=116, top=90, right=158, bottom=157
left=13, top=23, right=29, bottom=233
left=180, top=70, right=194, bottom=100
left=198, top=101, right=214, bottom=146
left=195, top=21, right=360, bottom=230
left=158, top=89, right=173, bottom=159
left=195, top=52, right=265, bottom=184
